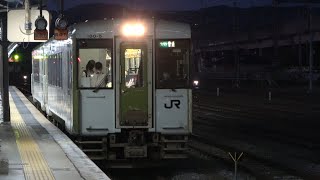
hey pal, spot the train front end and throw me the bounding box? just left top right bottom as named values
left=74, top=19, right=192, bottom=160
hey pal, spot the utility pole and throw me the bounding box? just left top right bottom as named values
left=298, top=7, right=302, bottom=70
left=201, top=0, right=208, bottom=24
left=0, top=14, right=10, bottom=122
left=233, top=0, right=240, bottom=88
left=307, top=6, right=313, bottom=93
left=272, top=0, right=279, bottom=69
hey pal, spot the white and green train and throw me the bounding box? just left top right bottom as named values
left=31, top=18, right=193, bottom=160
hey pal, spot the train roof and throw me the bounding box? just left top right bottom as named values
left=69, top=18, right=191, bottom=39
left=32, top=18, right=191, bottom=51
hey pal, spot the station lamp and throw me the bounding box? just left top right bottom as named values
left=55, top=14, right=68, bottom=30
left=13, top=54, right=20, bottom=61
left=13, top=54, right=20, bottom=62
left=35, top=16, right=48, bottom=31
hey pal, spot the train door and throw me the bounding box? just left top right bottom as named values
left=77, top=39, right=115, bottom=135
left=115, top=36, right=153, bottom=129
left=119, top=43, right=148, bottom=127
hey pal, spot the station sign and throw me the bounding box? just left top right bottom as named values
left=7, top=9, right=50, bottom=42
left=34, top=29, right=48, bottom=40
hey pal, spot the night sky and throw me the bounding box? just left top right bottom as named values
left=47, top=0, right=272, bottom=11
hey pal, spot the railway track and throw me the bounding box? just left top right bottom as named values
left=193, top=106, right=320, bottom=150
left=188, top=134, right=304, bottom=180
left=193, top=97, right=320, bottom=146
left=195, top=89, right=320, bottom=103
left=194, top=90, right=320, bottom=113
left=191, top=97, right=320, bottom=179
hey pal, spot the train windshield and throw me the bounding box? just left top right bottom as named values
left=156, top=39, right=190, bottom=89
left=77, top=39, right=113, bottom=89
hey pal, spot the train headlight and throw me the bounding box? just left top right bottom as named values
left=23, top=75, right=28, bottom=80
left=122, top=23, right=145, bottom=37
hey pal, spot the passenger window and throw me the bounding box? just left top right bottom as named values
left=124, top=49, right=143, bottom=88
left=77, top=39, right=112, bottom=89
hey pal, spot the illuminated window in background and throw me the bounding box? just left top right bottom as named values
left=124, top=49, right=143, bottom=88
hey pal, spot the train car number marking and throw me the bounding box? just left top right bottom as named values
left=88, top=34, right=103, bottom=38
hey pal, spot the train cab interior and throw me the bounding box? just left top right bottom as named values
left=156, top=39, right=190, bottom=89
left=78, top=40, right=113, bottom=89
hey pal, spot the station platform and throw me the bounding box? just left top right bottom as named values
left=0, top=87, right=110, bottom=180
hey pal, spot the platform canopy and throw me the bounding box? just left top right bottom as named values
left=1, top=0, right=51, bottom=43
left=7, top=9, right=50, bottom=42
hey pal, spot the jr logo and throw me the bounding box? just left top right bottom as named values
left=164, top=100, right=181, bottom=109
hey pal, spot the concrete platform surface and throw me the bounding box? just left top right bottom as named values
left=0, top=87, right=110, bottom=180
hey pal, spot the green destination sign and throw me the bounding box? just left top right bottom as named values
left=159, top=41, right=175, bottom=48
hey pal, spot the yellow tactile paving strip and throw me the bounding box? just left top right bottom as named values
left=9, top=94, right=55, bottom=180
